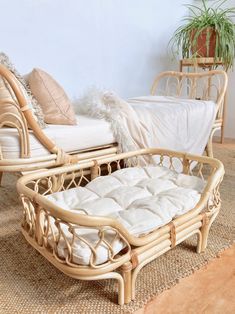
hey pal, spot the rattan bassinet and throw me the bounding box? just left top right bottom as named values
left=17, top=148, right=224, bottom=304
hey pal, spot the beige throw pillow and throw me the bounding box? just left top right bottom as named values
left=28, top=68, right=77, bottom=125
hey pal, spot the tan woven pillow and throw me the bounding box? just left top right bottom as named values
left=28, top=68, right=77, bottom=125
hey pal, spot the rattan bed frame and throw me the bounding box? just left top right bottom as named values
left=17, top=148, right=224, bottom=304
left=0, top=65, right=227, bottom=183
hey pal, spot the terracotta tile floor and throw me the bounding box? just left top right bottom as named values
left=135, top=138, right=235, bottom=314
left=135, top=245, right=235, bottom=314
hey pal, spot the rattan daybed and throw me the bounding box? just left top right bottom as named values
left=0, top=64, right=227, bottom=184
left=17, top=148, right=224, bottom=304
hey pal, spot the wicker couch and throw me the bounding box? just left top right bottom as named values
left=0, top=64, right=227, bottom=184
left=17, top=148, right=224, bottom=304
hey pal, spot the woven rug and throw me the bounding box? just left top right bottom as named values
left=0, top=145, right=234, bottom=314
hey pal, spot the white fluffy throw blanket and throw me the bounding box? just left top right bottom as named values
left=74, top=88, right=216, bottom=160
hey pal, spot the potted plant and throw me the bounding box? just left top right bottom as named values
left=170, top=0, right=235, bottom=70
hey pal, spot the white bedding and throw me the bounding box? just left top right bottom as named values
left=46, top=166, right=205, bottom=265
left=0, top=115, right=115, bottom=159
left=127, top=96, right=216, bottom=155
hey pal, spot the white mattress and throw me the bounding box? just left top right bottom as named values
left=0, top=115, right=115, bottom=159
left=47, top=166, right=205, bottom=266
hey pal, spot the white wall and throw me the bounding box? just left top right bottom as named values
left=2, top=0, right=234, bottom=138
left=224, top=0, right=235, bottom=139
left=0, top=0, right=189, bottom=97
left=227, top=65, right=235, bottom=138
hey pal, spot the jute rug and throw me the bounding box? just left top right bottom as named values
left=0, top=145, right=234, bottom=314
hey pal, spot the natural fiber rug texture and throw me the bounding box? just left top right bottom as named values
left=0, top=145, right=234, bottom=314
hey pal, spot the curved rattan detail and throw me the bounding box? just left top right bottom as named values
left=0, top=65, right=58, bottom=153
left=0, top=99, right=30, bottom=157
left=151, top=70, right=228, bottom=121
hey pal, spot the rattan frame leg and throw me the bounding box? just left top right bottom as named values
left=196, top=230, right=203, bottom=254
left=75, top=273, right=125, bottom=305
left=131, top=242, right=170, bottom=300
left=206, top=140, right=213, bottom=158
left=0, top=172, right=3, bottom=186
left=200, top=212, right=219, bottom=252
left=206, top=130, right=214, bottom=158
left=120, top=261, right=133, bottom=304
left=206, top=126, right=222, bottom=158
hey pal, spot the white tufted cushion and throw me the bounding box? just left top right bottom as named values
left=49, top=166, right=204, bottom=235
left=46, top=166, right=205, bottom=266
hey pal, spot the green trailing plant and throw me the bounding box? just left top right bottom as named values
left=170, top=0, right=235, bottom=70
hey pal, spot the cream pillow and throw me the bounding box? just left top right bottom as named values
left=28, top=68, right=77, bottom=125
